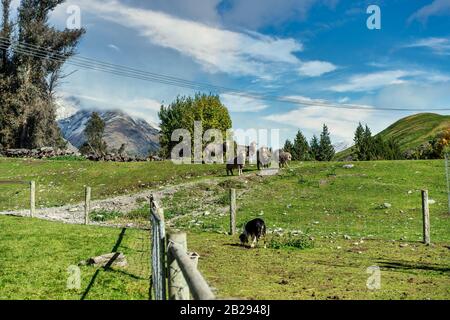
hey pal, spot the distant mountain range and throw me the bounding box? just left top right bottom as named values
left=336, top=113, right=450, bottom=160
left=58, top=109, right=160, bottom=156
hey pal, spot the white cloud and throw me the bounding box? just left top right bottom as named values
left=298, top=60, right=337, bottom=77
left=330, top=70, right=412, bottom=92
left=356, top=82, right=450, bottom=111
left=50, top=0, right=336, bottom=80
left=330, top=69, right=450, bottom=93
left=55, top=96, right=79, bottom=120
left=264, top=102, right=375, bottom=144
left=408, top=0, right=450, bottom=24
left=338, top=97, right=350, bottom=103
left=404, top=37, right=450, bottom=56
left=124, top=99, right=163, bottom=129
left=60, top=92, right=162, bottom=127
left=108, top=44, right=121, bottom=52
left=60, top=0, right=303, bottom=79
left=220, top=94, right=269, bottom=112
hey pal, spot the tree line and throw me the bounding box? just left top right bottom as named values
left=353, top=123, right=448, bottom=161
left=283, top=125, right=335, bottom=161
left=352, top=123, right=403, bottom=161
left=282, top=122, right=412, bottom=162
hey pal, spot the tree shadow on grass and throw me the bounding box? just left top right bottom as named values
left=81, top=228, right=139, bottom=300
left=377, top=260, right=450, bottom=274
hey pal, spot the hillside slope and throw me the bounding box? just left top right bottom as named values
left=337, top=113, right=450, bottom=160
left=58, top=110, right=160, bottom=156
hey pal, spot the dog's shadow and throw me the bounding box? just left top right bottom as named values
left=224, top=243, right=259, bottom=249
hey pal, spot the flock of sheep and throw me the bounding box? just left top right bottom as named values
left=222, top=142, right=292, bottom=176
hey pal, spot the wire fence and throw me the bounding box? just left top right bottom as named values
left=149, top=195, right=166, bottom=300
left=0, top=180, right=34, bottom=215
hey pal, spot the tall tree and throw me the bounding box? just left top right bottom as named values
left=310, top=135, right=320, bottom=161
left=1, top=0, right=12, bottom=72
left=362, top=125, right=373, bottom=161
left=0, top=0, right=85, bottom=149
left=80, top=112, right=107, bottom=156
left=159, top=93, right=232, bottom=159
left=283, top=139, right=294, bottom=155
left=292, top=130, right=310, bottom=161
left=318, top=124, right=335, bottom=161
left=0, top=0, right=14, bottom=150
left=354, top=123, right=404, bottom=161
left=353, top=122, right=365, bottom=161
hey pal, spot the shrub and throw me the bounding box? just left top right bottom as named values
left=267, top=234, right=315, bottom=250
left=126, top=205, right=150, bottom=220
left=218, top=179, right=246, bottom=189
left=49, top=155, right=86, bottom=161
left=217, top=193, right=230, bottom=206
left=90, top=210, right=122, bottom=222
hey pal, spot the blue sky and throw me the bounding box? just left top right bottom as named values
left=14, top=0, right=450, bottom=147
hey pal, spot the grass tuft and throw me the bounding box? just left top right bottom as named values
left=266, top=234, right=315, bottom=250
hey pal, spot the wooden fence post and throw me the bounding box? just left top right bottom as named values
left=85, top=186, right=91, bottom=225
left=168, top=232, right=189, bottom=300
left=169, top=242, right=215, bottom=300
left=30, top=181, right=35, bottom=218
left=422, top=190, right=430, bottom=245
left=230, top=188, right=236, bottom=235
left=150, top=195, right=166, bottom=300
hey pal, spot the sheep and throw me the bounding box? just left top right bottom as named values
left=248, top=141, right=257, bottom=164
left=226, top=149, right=246, bottom=176
left=278, top=151, right=292, bottom=168
left=203, top=143, right=224, bottom=164
left=271, top=149, right=292, bottom=168
left=257, top=147, right=272, bottom=170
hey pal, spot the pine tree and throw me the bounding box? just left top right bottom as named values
left=310, top=135, right=320, bottom=161
left=353, top=122, right=365, bottom=161
left=362, top=125, right=373, bottom=161
left=318, top=124, right=335, bottom=161
left=292, top=130, right=310, bottom=161
left=353, top=122, right=404, bottom=161
left=80, top=112, right=107, bottom=156
left=283, top=139, right=294, bottom=155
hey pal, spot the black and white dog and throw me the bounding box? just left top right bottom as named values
left=239, top=218, right=266, bottom=248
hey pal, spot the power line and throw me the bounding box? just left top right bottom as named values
left=0, top=36, right=238, bottom=93
left=1, top=36, right=450, bottom=112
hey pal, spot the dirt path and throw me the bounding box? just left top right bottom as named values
left=0, top=172, right=263, bottom=227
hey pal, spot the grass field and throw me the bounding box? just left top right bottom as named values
left=0, top=158, right=449, bottom=300
left=168, top=160, right=450, bottom=242
left=0, top=158, right=223, bottom=211
left=0, top=216, right=150, bottom=300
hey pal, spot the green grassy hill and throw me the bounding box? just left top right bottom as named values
left=337, top=113, right=450, bottom=160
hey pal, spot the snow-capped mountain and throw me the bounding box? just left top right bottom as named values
left=58, top=109, right=160, bottom=156
left=55, top=96, right=80, bottom=120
